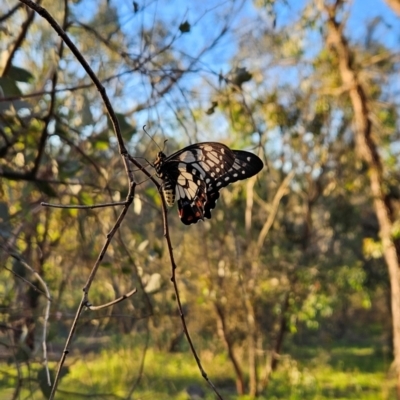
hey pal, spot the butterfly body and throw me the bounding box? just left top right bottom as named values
left=154, top=142, right=263, bottom=225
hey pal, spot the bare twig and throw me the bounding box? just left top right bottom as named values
left=14, top=3, right=140, bottom=399
left=160, top=195, right=224, bottom=399
left=41, top=201, right=127, bottom=209
left=48, top=181, right=136, bottom=399
left=87, top=288, right=137, bottom=311
left=0, top=3, right=23, bottom=24
left=2, top=2, right=40, bottom=77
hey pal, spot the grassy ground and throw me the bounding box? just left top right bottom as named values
left=0, top=336, right=396, bottom=399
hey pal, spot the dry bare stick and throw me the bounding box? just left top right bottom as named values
left=2, top=1, right=40, bottom=77
left=41, top=201, right=127, bottom=209
left=15, top=2, right=139, bottom=398
left=87, top=288, right=137, bottom=311
left=49, top=181, right=136, bottom=400
left=160, top=198, right=224, bottom=400
left=1, top=247, right=52, bottom=386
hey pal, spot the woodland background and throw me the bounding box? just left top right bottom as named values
left=1, top=0, right=400, bottom=399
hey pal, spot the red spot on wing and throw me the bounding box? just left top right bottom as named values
left=178, top=186, right=207, bottom=225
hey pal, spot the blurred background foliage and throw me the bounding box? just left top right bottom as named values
left=0, top=0, right=400, bottom=399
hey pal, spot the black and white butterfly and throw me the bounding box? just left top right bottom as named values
left=153, top=142, right=263, bottom=225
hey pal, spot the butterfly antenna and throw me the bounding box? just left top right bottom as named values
left=162, top=139, right=168, bottom=153
left=143, top=125, right=164, bottom=152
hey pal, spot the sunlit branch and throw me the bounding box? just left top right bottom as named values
left=41, top=201, right=127, bottom=209
left=86, top=288, right=137, bottom=311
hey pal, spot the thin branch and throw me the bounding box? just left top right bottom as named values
left=87, top=288, right=137, bottom=311
left=17, top=0, right=125, bottom=152
left=2, top=2, right=39, bottom=77
left=41, top=201, right=127, bottom=209
left=160, top=193, right=223, bottom=399
left=0, top=3, right=23, bottom=23
left=49, top=181, right=136, bottom=399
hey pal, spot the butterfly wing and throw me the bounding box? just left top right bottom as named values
left=155, top=143, right=263, bottom=225
left=203, top=150, right=264, bottom=219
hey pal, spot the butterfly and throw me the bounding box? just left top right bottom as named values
left=153, top=142, right=263, bottom=225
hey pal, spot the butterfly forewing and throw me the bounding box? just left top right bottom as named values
left=153, top=142, right=263, bottom=225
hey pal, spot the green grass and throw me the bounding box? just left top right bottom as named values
left=0, top=337, right=396, bottom=399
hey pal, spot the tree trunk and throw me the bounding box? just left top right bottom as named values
left=325, top=4, right=400, bottom=398
left=383, top=0, right=400, bottom=16
left=214, top=302, right=245, bottom=395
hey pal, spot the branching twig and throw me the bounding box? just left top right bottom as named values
left=2, top=2, right=39, bottom=77
left=160, top=196, right=224, bottom=399
left=87, top=288, right=137, bottom=311
left=14, top=3, right=141, bottom=399
left=49, top=181, right=136, bottom=399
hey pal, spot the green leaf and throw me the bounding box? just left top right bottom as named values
left=0, top=77, right=21, bottom=96
left=6, top=65, right=34, bottom=83
left=179, top=21, right=191, bottom=33
left=79, top=192, right=94, bottom=205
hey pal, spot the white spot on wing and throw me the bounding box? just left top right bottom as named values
left=179, top=151, right=196, bottom=163
left=193, top=163, right=207, bottom=178
left=177, top=185, right=185, bottom=200
left=206, top=160, right=216, bottom=168
left=207, top=152, right=220, bottom=164
left=178, top=176, right=186, bottom=185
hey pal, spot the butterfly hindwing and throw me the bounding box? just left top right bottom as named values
left=153, top=142, right=263, bottom=225
left=204, top=150, right=264, bottom=219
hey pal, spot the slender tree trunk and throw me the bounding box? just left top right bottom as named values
left=383, top=0, right=400, bottom=16
left=245, top=297, right=258, bottom=397
left=214, top=302, right=245, bottom=395
left=259, top=291, right=290, bottom=392
left=325, top=4, right=400, bottom=398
